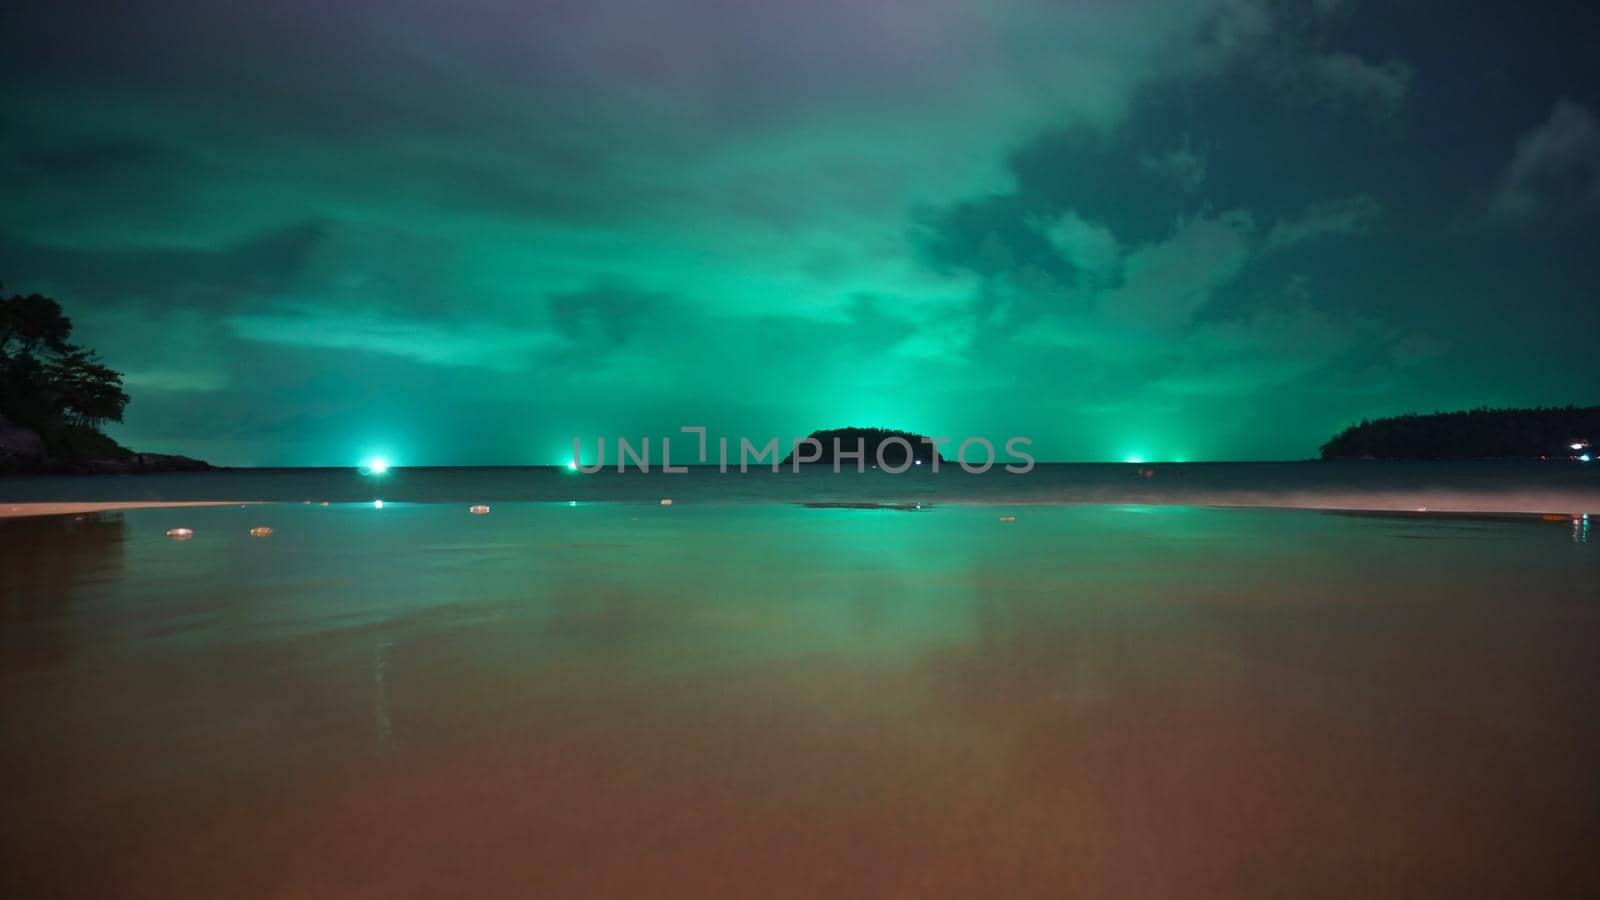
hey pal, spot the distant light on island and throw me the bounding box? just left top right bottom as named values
left=363, top=457, right=391, bottom=475
left=566, top=459, right=578, bottom=471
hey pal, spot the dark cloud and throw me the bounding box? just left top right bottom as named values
left=0, top=222, right=327, bottom=309
left=1, top=0, right=1597, bottom=463
left=1492, top=100, right=1600, bottom=219
left=546, top=284, right=670, bottom=349
left=9, top=137, right=182, bottom=179
left=914, top=195, right=1069, bottom=283
left=1299, top=52, right=1412, bottom=115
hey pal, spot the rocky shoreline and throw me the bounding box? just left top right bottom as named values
left=0, top=414, right=212, bottom=475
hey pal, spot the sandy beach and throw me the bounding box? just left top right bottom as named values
left=2, top=501, right=1595, bottom=898
left=0, top=501, right=259, bottom=519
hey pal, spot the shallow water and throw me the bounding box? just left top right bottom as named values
left=2, top=501, right=1598, bottom=898
left=4, top=460, right=1599, bottom=513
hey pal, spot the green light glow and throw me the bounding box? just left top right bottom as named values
left=6, top=3, right=1595, bottom=465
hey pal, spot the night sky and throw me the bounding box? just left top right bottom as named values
left=3, top=1, right=1597, bottom=465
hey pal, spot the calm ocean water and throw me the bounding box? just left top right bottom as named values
left=2, top=468, right=1597, bottom=896
left=3, top=460, right=1599, bottom=512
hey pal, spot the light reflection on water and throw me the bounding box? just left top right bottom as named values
left=3, top=460, right=1599, bottom=514
left=1, top=503, right=1597, bottom=898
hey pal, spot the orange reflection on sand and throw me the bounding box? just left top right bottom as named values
left=1, top=505, right=1597, bottom=898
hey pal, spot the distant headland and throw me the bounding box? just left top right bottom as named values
left=781, top=427, right=946, bottom=466
left=1321, top=406, right=1597, bottom=460
left=1, top=289, right=211, bottom=474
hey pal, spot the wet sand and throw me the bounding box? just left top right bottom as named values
left=2, top=503, right=1596, bottom=898
left=0, top=500, right=258, bottom=519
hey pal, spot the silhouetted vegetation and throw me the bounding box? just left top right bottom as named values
left=1320, top=406, right=1599, bottom=460
left=782, top=427, right=945, bottom=466
left=0, top=288, right=135, bottom=466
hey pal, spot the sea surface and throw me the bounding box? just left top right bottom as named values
left=3, top=460, right=1599, bottom=512
left=2, top=465, right=1598, bottom=897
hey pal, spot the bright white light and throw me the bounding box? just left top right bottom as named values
left=566, top=459, right=578, bottom=471
left=1581, top=454, right=1592, bottom=463
left=373, top=500, right=385, bottom=509
left=1572, top=443, right=1587, bottom=451
left=365, top=457, right=390, bottom=475
left=1125, top=456, right=1145, bottom=464
left=915, top=460, right=923, bottom=466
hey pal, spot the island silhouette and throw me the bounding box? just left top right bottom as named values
left=780, top=427, right=945, bottom=467
left=1321, top=406, right=1597, bottom=460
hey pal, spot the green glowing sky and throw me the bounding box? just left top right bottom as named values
left=2, top=1, right=1597, bottom=464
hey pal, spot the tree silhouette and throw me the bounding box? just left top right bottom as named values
left=0, top=291, right=72, bottom=357
left=1, top=287, right=130, bottom=453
